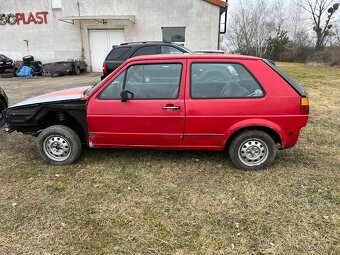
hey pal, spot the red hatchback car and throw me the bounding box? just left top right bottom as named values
left=4, top=55, right=309, bottom=170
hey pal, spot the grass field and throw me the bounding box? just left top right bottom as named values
left=0, top=63, right=339, bottom=255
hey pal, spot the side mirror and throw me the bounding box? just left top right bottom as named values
left=120, top=90, right=134, bottom=102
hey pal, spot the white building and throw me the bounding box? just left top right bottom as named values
left=0, top=0, right=227, bottom=71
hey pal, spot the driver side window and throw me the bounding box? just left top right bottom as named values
left=99, top=71, right=125, bottom=99
left=99, top=63, right=182, bottom=100
left=125, top=64, right=182, bottom=99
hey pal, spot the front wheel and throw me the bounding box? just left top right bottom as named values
left=228, top=130, right=276, bottom=170
left=37, top=125, right=82, bottom=165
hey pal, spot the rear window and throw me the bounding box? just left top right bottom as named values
left=106, top=47, right=130, bottom=60
left=262, top=59, right=308, bottom=96
left=0, top=54, right=10, bottom=60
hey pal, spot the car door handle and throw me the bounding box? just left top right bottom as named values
left=162, top=105, right=181, bottom=110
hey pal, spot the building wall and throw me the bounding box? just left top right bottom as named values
left=0, top=0, right=220, bottom=69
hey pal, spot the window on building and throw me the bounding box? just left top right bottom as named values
left=191, top=63, right=264, bottom=99
left=131, top=46, right=157, bottom=57
left=125, top=64, right=182, bottom=99
left=161, top=46, right=184, bottom=55
left=52, top=0, right=62, bottom=9
left=162, top=27, right=186, bottom=43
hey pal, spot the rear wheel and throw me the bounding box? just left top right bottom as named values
left=228, top=130, right=276, bottom=170
left=75, top=66, right=81, bottom=75
left=37, top=125, right=82, bottom=165
left=0, top=100, right=6, bottom=127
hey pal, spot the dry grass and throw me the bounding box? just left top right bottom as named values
left=0, top=63, right=339, bottom=255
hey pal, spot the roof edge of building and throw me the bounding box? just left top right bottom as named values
left=203, top=0, right=228, bottom=8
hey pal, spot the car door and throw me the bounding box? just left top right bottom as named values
left=87, top=59, right=186, bottom=148
left=183, top=59, right=266, bottom=149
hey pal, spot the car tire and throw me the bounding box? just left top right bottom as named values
left=75, top=66, right=81, bottom=75
left=37, top=125, right=82, bottom=165
left=228, top=130, right=276, bottom=170
left=0, top=100, right=6, bottom=127
left=0, top=73, right=14, bottom=78
left=4, top=69, right=16, bottom=75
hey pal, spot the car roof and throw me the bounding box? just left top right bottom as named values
left=118, top=41, right=174, bottom=46
left=116, top=41, right=181, bottom=47
left=126, top=54, right=261, bottom=63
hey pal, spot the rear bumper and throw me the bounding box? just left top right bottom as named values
left=281, top=127, right=306, bottom=149
left=281, top=114, right=309, bottom=149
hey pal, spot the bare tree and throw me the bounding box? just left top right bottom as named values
left=299, top=0, right=339, bottom=50
left=222, top=0, right=282, bottom=57
left=288, top=2, right=313, bottom=47
left=332, top=24, right=340, bottom=44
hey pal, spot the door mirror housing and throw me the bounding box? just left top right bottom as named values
left=120, top=90, right=134, bottom=102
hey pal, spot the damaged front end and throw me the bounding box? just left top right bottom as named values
left=5, top=105, right=43, bottom=135
left=4, top=100, right=89, bottom=145
left=4, top=86, right=91, bottom=144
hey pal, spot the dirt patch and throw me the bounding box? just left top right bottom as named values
left=0, top=73, right=101, bottom=105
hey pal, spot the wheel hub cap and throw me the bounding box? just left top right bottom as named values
left=43, top=135, right=71, bottom=161
left=238, top=139, right=268, bottom=167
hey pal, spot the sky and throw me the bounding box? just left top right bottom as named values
left=225, top=0, right=340, bottom=35
left=226, top=0, right=340, bottom=23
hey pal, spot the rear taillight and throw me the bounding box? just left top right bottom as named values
left=301, top=97, right=309, bottom=115
left=102, top=63, right=107, bottom=74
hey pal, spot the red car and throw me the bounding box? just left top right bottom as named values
left=4, top=55, right=309, bottom=170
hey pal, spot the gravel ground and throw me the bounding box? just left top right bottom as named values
left=0, top=73, right=101, bottom=105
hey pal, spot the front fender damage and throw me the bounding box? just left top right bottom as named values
left=5, top=100, right=89, bottom=144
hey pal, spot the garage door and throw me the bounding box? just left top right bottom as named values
left=89, top=30, right=125, bottom=72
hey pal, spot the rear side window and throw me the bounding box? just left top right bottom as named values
left=161, top=46, right=184, bottom=54
left=132, top=46, right=157, bottom=57
left=191, top=63, right=264, bottom=99
left=106, top=47, right=130, bottom=60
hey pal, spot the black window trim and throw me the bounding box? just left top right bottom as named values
left=189, top=61, right=266, bottom=100
left=98, top=62, right=184, bottom=101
